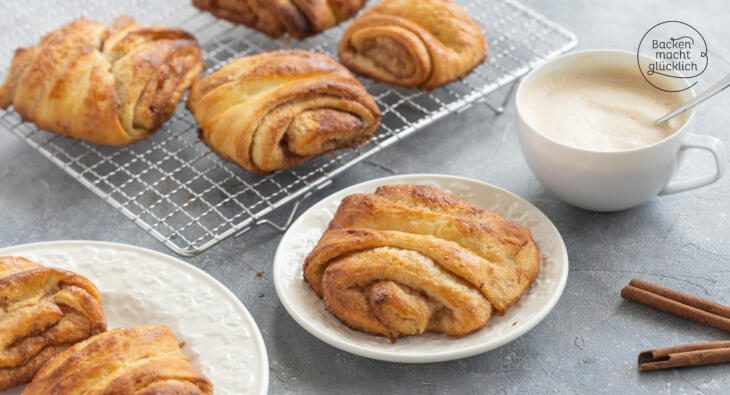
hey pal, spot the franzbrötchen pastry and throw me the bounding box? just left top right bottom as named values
left=338, top=0, right=487, bottom=89
left=22, top=325, right=213, bottom=394
left=193, top=0, right=367, bottom=38
left=0, top=16, right=204, bottom=146
left=187, top=49, right=381, bottom=174
left=0, top=256, right=106, bottom=390
left=304, top=185, right=540, bottom=340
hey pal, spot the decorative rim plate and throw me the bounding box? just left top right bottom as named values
left=273, top=174, right=569, bottom=363
left=0, top=241, right=268, bottom=395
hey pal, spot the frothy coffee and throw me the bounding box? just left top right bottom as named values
left=520, top=64, right=689, bottom=151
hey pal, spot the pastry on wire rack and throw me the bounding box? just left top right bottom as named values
left=193, top=0, right=367, bottom=38
left=0, top=256, right=106, bottom=391
left=0, top=16, right=204, bottom=146
left=187, top=49, right=381, bottom=175
left=304, top=184, right=540, bottom=341
left=338, top=0, right=487, bottom=89
left=22, top=325, right=213, bottom=394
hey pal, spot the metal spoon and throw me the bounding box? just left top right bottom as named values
left=655, top=73, right=730, bottom=126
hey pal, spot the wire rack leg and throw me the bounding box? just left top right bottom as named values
left=479, top=78, right=520, bottom=115
left=234, top=190, right=315, bottom=237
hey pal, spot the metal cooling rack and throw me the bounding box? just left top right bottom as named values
left=0, top=0, right=576, bottom=256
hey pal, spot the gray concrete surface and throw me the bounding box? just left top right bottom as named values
left=1, top=1, right=730, bottom=394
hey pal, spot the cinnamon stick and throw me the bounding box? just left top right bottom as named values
left=639, top=341, right=730, bottom=371
left=621, top=279, right=730, bottom=333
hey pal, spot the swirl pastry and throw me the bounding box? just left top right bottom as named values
left=187, top=50, right=381, bottom=174
left=0, top=16, right=204, bottom=146
left=338, top=0, right=487, bottom=89
left=0, top=256, right=106, bottom=390
left=304, top=185, right=540, bottom=340
left=193, top=0, right=367, bottom=38
left=23, top=325, right=213, bottom=394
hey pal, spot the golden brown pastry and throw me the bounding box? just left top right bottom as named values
left=0, top=16, right=204, bottom=146
left=23, top=325, right=213, bottom=394
left=304, top=185, right=540, bottom=340
left=187, top=49, right=381, bottom=174
left=193, top=0, right=367, bottom=38
left=338, top=0, right=487, bottom=89
left=0, top=256, right=106, bottom=391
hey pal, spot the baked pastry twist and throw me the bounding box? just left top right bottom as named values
left=304, top=185, right=540, bottom=340
left=193, top=0, right=367, bottom=38
left=23, top=325, right=213, bottom=394
left=0, top=16, right=204, bottom=146
left=187, top=49, right=381, bottom=174
left=338, top=0, right=487, bottom=89
left=0, top=256, right=106, bottom=390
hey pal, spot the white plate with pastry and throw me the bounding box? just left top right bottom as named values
left=273, top=174, right=568, bottom=363
left=0, top=241, right=268, bottom=395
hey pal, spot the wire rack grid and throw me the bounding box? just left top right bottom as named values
left=0, top=0, right=576, bottom=256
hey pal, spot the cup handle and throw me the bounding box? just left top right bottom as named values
left=659, top=134, right=727, bottom=195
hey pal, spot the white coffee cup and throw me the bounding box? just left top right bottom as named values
left=515, top=49, right=727, bottom=211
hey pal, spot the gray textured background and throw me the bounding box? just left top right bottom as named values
left=1, top=0, right=730, bottom=393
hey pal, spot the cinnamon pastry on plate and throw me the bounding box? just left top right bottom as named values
left=187, top=49, right=381, bottom=174
left=338, top=0, right=487, bottom=89
left=304, top=185, right=540, bottom=340
left=23, top=325, right=213, bottom=394
left=193, top=0, right=367, bottom=38
left=0, top=16, right=204, bottom=146
left=0, top=256, right=106, bottom=391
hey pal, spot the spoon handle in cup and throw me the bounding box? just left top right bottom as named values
left=656, top=73, right=730, bottom=126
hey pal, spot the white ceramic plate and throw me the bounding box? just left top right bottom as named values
left=274, top=174, right=569, bottom=363
left=0, top=241, right=268, bottom=395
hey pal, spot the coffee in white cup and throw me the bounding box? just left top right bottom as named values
left=515, top=50, right=726, bottom=211
left=519, top=64, right=689, bottom=152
